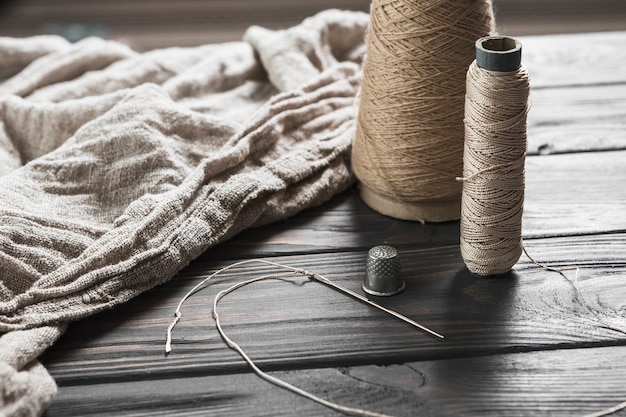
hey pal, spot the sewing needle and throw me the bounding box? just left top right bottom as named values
left=309, top=272, right=445, bottom=340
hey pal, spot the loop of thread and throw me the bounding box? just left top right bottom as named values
left=352, top=0, right=493, bottom=220
left=460, top=61, right=530, bottom=276
left=165, top=258, right=439, bottom=417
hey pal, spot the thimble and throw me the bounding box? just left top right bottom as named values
left=362, top=245, right=405, bottom=296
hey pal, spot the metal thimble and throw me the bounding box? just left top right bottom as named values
left=362, top=245, right=405, bottom=296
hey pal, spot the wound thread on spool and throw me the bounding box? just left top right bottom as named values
left=459, top=36, right=530, bottom=276
left=352, top=0, right=494, bottom=222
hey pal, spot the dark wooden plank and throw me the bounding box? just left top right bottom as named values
left=528, top=84, right=626, bottom=155
left=414, top=345, right=626, bottom=416
left=3, top=0, right=626, bottom=49
left=522, top=31, right=626, bottom=88
left=0, top=0, right=369, bottom=48
left=42, top=360, right=447, bottom=417
left=494, top=0, right=626, bottom=36
left=41, top=230, right=626, bottom=384
left=204, top=149, right=626, bottom=259
left=205, top=187, right=460, bottom=260
left=524, top=150, right=626, bottom=238
left=44, top=345, right=626, bottom=416
left=521, top=32, right=626, bottom=155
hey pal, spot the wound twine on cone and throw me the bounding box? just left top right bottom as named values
left=352, top=0, right=494, bottom=222
left=459, top=36, right=530, bottom=276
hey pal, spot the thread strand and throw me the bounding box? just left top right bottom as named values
left=165, top=259, right=441, bottom=417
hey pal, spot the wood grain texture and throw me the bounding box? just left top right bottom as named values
left=41, top=232, right=626, bottom=384
left=528, top=85, right=626, bottom=155
left=522, top=31, right=626, bottom=154
left=43, top=345, right=626, bottom=416
left=522, top=31, right=626, bottom=88
left=524, top=150, right=626, bottom=237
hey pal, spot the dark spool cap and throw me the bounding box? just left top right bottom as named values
left=475, top=35, right=522, bottom=72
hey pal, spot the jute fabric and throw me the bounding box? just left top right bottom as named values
left=0, top=10, right=368, bottom=416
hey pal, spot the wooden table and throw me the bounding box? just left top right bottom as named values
left=40, top=31, right=626, bottom=417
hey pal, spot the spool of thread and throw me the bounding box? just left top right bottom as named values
left=352, top=0, right=494, bottom=222
left=459, top=36, right=530, bottom=276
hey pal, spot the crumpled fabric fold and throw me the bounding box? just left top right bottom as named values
left=0, top=9, right=369, bottom=416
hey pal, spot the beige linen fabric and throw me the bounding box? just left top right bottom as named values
left=0, top=10, right=368, bottom=416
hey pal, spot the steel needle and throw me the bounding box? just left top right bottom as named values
left=309, top=272, right=445, bottom=340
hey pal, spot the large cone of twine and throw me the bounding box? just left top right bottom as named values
left=353, top=0, right=494, bottom=222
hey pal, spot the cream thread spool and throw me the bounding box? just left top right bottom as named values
left=459, top=36, right=530, bottom=276
left=352, top=0, right=494, bottom=222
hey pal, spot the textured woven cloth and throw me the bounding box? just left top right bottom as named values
left=0, top=10, right=368, bottom=416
